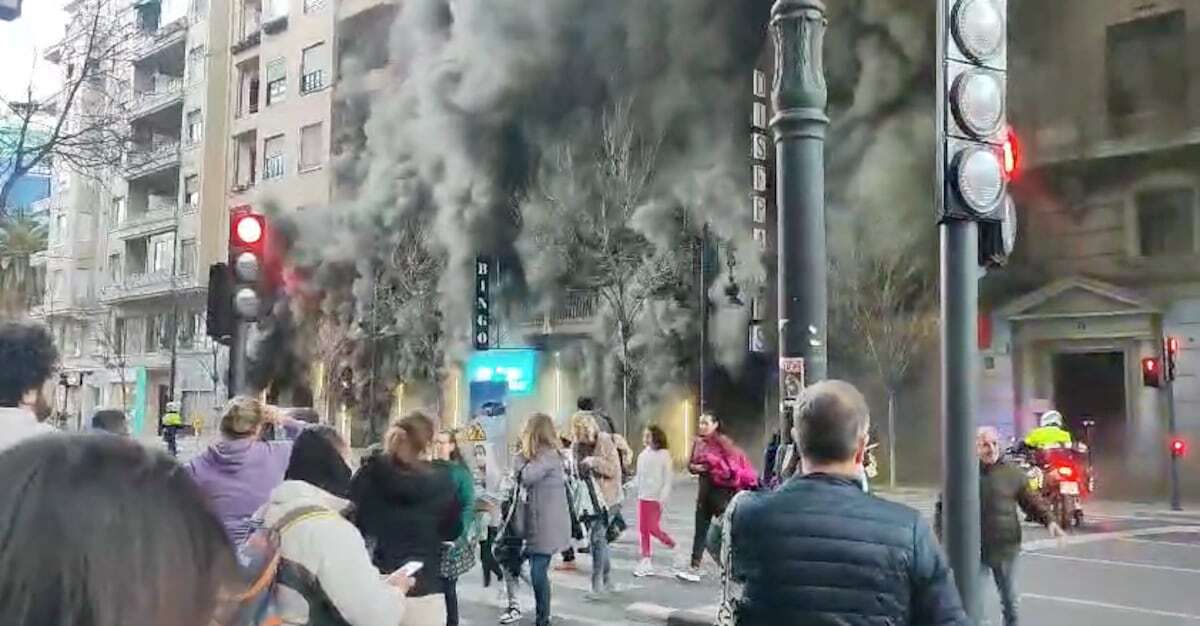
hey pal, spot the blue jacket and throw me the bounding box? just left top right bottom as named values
left=731, top=473, right=969, bottom=626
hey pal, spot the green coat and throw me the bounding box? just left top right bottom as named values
left=936, top=460, right=1051, bottom=565
left=441, top=460, right=476, bottom=542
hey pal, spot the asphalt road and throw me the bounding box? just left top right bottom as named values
left=451, top=481, right=1200, bottom=626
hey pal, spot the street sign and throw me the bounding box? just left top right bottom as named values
left=780, top=356, right=805, bottom=403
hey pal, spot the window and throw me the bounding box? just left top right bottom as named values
left=108, top=254, right=121, bottom=283
left=301, top=43, right=327, bottom=93
left=1137, top=187, right=1197, bottom=256
left=52, top=213, right=66, bottom=243
left=187, top=46, right=206, bottom=83
left=186, top=109, right=203, bottom=144
left=184, top=175, right=200, bottom=210
left=150, top=233, right=174, bottom=272
left=179, top=239, right=196, bottom=276
left=266, top=58, right=286, bottom=105
left=263, top=134, right=285, bottom=179
left=752, top=196, right=767, bottom=224
left=263, top=0, right=287, bottom=21
left=304, top=0, right=326, bottom=12
left=111, top=197, right=125, bottom=227
left=191, top=0, right=208, bottom=17
left=1106, top=11, right=1187, bottom=124
left=145, top=315, right=162, bottom=353
left=299, top=122, right=323, bottom=171
left=753, top=69, right=767, bottom=98
left=51, top=270, right=64, bottom=300
left=113, top=318, right=127, bottom=354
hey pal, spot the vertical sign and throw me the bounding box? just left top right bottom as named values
left=474, top=256, right=491, bottom=350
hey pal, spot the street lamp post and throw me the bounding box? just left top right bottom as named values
left=771, top=0, right=829, bottom=425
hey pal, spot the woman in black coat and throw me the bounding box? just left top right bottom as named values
left=351, top=411, right=462, bottom=626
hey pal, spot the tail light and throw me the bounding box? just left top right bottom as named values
left=1057, top=466, right=1075, bottom=479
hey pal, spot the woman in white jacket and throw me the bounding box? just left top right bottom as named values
left=633, top=425, right=677, bottom=577
left=255, top=426, right=416, bottom=626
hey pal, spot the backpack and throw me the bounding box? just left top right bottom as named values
left=220, top=505, right=341, bottom=626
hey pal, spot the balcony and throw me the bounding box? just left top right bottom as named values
left=522, top=290, right=601, bottom=334
left=262, top=14, right=288, bottom=34
left=301, top=70, right=327, bottom=94
left=127, top=78, right=184, bottom=121
left=232, top=29, right=261, bottom=54
left=113, top=204, right=178, bottom=240
left=133, top=19, right=187, bottom=62
left=99, top=270, right=176, bottom=303
left=125, top=142, right=181, bottom=180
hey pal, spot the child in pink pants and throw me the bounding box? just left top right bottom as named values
left=634, top=425, right=675, bottom=576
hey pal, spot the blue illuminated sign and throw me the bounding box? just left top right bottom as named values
left=466, top=349, right=539, bottom=397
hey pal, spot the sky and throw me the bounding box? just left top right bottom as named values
left=0, top=1, right=69, bottom=103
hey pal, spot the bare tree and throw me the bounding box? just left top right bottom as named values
left=522, top=99, right=678, bottom=436
left=832, top=241, right=938, bottom=488
left=0, top=0, right=134, bottom=215
left=95, top=312, right=129, bottom=411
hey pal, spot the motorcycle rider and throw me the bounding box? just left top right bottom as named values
left=1023, top=410, right=1072, bottom=450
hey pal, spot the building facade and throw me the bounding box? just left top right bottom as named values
left=37, top=0, right=234, bottom=436
left=986, top=0, right=1200, bottom=498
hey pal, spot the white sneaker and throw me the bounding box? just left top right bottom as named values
left=633, top=558, right=653, bottom=577
left=498, top=607, right=522, bottom=624
left=675, top=566, right=702, bottom=583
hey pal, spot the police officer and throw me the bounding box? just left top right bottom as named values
left=162, top=401, right=184, bottom=457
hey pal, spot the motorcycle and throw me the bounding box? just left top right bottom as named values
left=1009, top=443, right=1092, bottom=528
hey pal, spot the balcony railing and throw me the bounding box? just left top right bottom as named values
left=128, top=78, right=184, bottom=119
left=133, top=19, right=187, bottom=60
left=232, top=29, right=261, bottom=53
left=125, top=141, right=181, bottom=179
left=301, top=70, right=326, bottom=94
left=113, top=204, right=178, bottom=239
left=99, top=269, right=176, bottom=302
left=523, top=290, right=600, bottom=329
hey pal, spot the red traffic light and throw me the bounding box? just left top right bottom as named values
left=233, top=214, right=265, bottom=247
left=1142, top=357, right=1162, bottom=388
left=1171, top=438, right=1187, bottom=457
left=1002, top=127, right=1020, bottom=181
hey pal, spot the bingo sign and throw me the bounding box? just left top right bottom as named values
left=474, top=256, right=491, bottom=351
left=780, top=357, right=805, bottom=405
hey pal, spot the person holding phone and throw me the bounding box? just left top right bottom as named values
left=256, top=427, right=414, bottom=626
left=351, top=412, right=462, bottom=626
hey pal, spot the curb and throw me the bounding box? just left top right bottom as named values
left=627, top=602, right=715, bottom=626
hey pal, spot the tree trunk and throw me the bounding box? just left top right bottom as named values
left=887, top=389, right=898, bottom=489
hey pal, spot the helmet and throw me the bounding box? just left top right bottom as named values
left=1040, top=410, right=1064, bottom=429
left=166, top=401, right=181, bottom=412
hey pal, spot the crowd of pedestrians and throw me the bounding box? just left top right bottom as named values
left=0, top=318, right=1054, bottom=626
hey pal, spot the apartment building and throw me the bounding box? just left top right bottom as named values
left=228, top=0, right=335, bottom=216
left=36, top=0, right=233, bottom=435
left=983, top=0, right=1200, bottom=498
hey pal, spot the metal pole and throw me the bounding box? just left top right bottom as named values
left=699, top=223, right=708, bottom=411
left=771, top=0, right=829, bottom=402
left=1167, top=376, right=1183, bottom=511
left=940, top=219, right=982, bottom=618
left=230, top=321, right=249, bottom=396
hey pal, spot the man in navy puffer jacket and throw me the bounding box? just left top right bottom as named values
left=731, top=381, right=969, bottom=626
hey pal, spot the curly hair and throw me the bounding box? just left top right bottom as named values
left=0, top=322, right=58, bottom=407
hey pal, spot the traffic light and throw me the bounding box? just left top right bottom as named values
left=1142, top=357, right=1162, bottom=388
left=1166, top=336, right=1180, bottom=382
left=229, top=207, right=268, bottom=321
left=206, top=262, right=234, bottom=344
left=1171, top=437, right=1187, bottom=458
left=938, top=0, right=1009, bottom=223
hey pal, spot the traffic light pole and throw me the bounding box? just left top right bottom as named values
left=940, top=218, right=982, bottom=618
left=771, top=0, right=829, bottom=408
left=1167, top=378, right=1183, bottom=511
left=229, top=321, right=249, bottom=397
